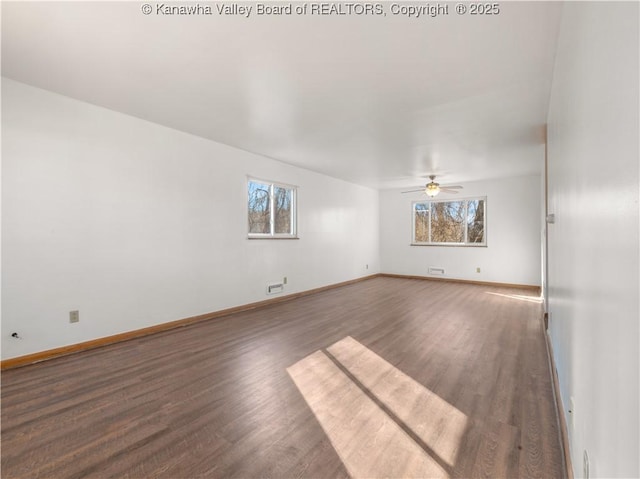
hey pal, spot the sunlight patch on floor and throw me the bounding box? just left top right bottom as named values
left=485, top=291, right=543, bottom=303
left=327, top=336, right=468, bottom=466
left=287, top=337, right=469, bottom=478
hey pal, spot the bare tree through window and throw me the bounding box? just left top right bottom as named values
left=467, top=199, right=485, bottom=243
left=248, top=179, right=297, bottom=237
left=413, top=198, right=486, bottom=245
left=414, top=203, right=429, bottom=243
left=274, top=186, right=292, bottom=234
left=248, top=181, right=271, bottom=234
left=431, top=201, right=465, bottom=243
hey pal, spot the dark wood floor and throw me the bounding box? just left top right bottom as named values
left=1, top=277, right=564, bottom=478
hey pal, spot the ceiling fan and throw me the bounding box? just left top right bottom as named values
left=402, top=175, right=463, bottom=197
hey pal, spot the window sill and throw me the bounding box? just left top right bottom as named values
left=410, top=243, right=487, bottom=247
left=248, top=236, right=300, bottom=240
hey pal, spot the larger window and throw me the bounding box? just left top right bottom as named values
left=413, top=197, right=486, bottom=246
left=248, top=178, right=297, bottom=238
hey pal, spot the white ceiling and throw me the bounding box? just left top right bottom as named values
left=2, top=1, right=562, bottom=189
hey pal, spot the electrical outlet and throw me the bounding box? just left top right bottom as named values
left=476, top=267, right=481, bottom=273
left=366, top=264, right=369, bottom=269
left=69, top=310, right=80, bottom=323
left=283, top=277, right=287, bottom=285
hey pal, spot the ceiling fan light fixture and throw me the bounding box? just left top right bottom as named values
left=426, top=183, right=440, bottom=197
left=401, top=175, right=460, bottom=196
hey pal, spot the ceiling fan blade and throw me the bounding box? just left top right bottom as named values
left=440, top=185, right=463, bottom=189
left=439, top=188, right=459, bottom=194
left=401, top=188, right=425, bottom=194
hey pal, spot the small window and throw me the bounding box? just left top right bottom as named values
left=248, top=178, right=297, bottom=238
left=412, top=197, right=486, bottom=246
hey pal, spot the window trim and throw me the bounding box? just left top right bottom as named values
left=411, top=196, right=487, bottom=247
left=247, top=177, right=298, bottom=239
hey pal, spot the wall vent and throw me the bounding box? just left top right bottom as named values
left=267, top=283, right=284, bottom=295
left=428, top=267, right=445, bottom=275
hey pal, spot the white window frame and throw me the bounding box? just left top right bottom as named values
left=247, top=177, right=298, bottom=239
left=411, top=196, right=487, bottom=246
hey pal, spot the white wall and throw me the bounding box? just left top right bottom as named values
left=380, top=173, right=543, bottom=286
left=1, top=79, right=380, bottom=360
left=546, top=2, right=639, bottom=478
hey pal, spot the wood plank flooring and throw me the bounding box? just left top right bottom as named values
left=1, top=277, right=564, bottom=478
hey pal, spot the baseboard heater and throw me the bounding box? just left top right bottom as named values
left=428, top=267, right=445, bottom=275
left=267, top=283, right=284, bottom=295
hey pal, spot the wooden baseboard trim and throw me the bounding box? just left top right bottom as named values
left=380, top=273, right=541, bottom=292
left=1, top=274, right=381, bottom=370
left=1, top=273, right=538, bottom=369
left=543, top=324, right=574, bottom=479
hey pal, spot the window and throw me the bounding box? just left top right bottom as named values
left=412, top=197, right=486, bottom=246
left=248, top=178, right=297, bottom=238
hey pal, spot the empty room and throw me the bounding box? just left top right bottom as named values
left=1, top=1, right=638, bottom=478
